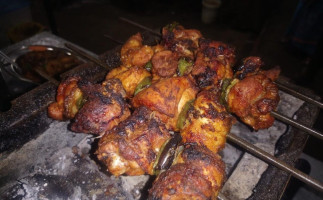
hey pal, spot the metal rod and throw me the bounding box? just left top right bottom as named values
left=103, top=34, right=123, bottom=44
left=271, top=111, right=323, bottom=140
left=64, top=43, right=112, bottom=71
left=119, top=17, right=162, bottom=36
left=275, top=81, right=323, bottom=109
left=227, top=132, right=323, bottom=193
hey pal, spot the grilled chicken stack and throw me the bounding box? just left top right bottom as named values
left=47, top=23, right=280, bottom=199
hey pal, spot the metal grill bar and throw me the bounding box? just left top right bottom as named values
left=276, top=81, right=323, bottom=109
left=119, top=17, right=161, bottom=36
left=227, top=132, right=323, bottom=193
left=64, top=43, right=112, bottom=71
left=271, top=111, right=323, bottom=140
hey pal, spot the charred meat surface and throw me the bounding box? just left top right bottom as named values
left=226, top=57, right=280, bottom=130
left=132, top=76, right=198, bottom=131
left=149, top=144, right=225, bottom=200
left=192, top=39, right=236, bottom=88
left=181, top=87, right=233, bottom=153
left=70, top=79, right=130, bottom=135
left=48, top=76, right=84, bottom=120
left=121, top=33, right=154, bottom=68
left=162, top=23, right=203, bottom=60
left=96, top=106, right=171, bottom=176
left=106, top=65, right=151, bottom=98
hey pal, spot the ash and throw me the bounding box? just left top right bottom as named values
left=0, top=121, right=148, bottom=200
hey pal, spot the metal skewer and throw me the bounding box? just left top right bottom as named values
left=103, top=34, right=124, bottom=44
left=271, top=111, right=323, bottom=140
left=119, top=17, right=161, bottom=36
left=275, top=81, right=323, bottom=109
left=227, top=132, right=323, bottom=193
left=65, top=43, right=112, bottom=71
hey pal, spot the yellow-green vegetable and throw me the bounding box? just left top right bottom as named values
left=176, top=99, right=195, bottom=130
left=144, top=61, right=152, bottom=71
left=134, top=76, right=152, bottom=95
left=178, top=58, right=193, bottom=76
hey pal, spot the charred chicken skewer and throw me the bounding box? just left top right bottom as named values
left=47, top=23, right=323, bottom=198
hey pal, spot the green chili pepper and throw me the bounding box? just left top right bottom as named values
left=220, top=78, right=239, bottom=111
left=176, top=99, right=195, bottom=130
left=144, top=61, right=152, bottom=71
left=165, top=22, right=180, bottom=32
left=178, top=58, right=193, bottom=76
left=76, top=95, right=85, bottom=109
left=134, top=76, right=152, bottom=95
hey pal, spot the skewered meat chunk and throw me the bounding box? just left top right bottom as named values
left=132, top=76, right=198, bottom=131
left=162, top=23, right=203, bottom=59
left=226, top=57, right=280, bottom=130
left=121, top=33, right=154, bottom=68
left=70, top=79, right=130, bottom=135
left=192, top=39, right=236, bottom=88
left=151, top=50, right=179, bottom=78
left=149, top=144, right=225, bottom=200
left=181, top=87, right=233, bottom=153
left=48, top=76, right=84, bottom=120
left=106, top=65, right=151, bottom=97
left=96, top=106, right=171, bottom=176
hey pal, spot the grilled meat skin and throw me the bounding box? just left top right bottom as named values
left=121, top=33, right=154, bottom=68
left=181, top=87, right=233, bottom=153
left=162, top=23, right=202, bottom=59
left=192, top=39, right=236, bottom=88
left=70, top=79, right=130, bottom=135
left=48, top=76, right=83, bottom=120
left=227, top=57, right=280, bottom=130
left=149, top=144, right=225, bottom=200
left=106, top=65, right=151, bottom=98
left=132, top=76, right=198, bottom=131
left=96, top=106, right=171, bottom=176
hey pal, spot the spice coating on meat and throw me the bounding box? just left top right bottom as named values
left=121, top=33, right=154, bottom=68
left=132, top=76, right=198, bottom=131
left=227, top=57, right=280, bottom=130
left=70, top=79, right=130, bottom=135
left=106, top=65, right=151, bottom=97
left=181, top=87, right=233, bottom=153
left=162, top=23, right=202, bottom=59
left=149, top=144, right=225, bottom=200
left=192, top=39, right=236, bottom=88
left=48, top=76, right=83, bottom=120
left=96, top=107, right=171, bottom=176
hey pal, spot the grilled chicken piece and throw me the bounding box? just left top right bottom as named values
left=132, top=76, right=198, bottom=131
left=151, top=50, right=179, bottom=78
left=121, top=33, right=154, bottom=68
left=162, top=23, right=203, bottom=59
left=48, top=76, right=84, bottom=120
left=192, top=39, right=236, bottom=88
left=70, top=79, right=130, bottom=135
left=96, top=106, right=171, bottom=176
left=226, top=57, right=280, bottom=130
left=149, top=144, right=225, bottom=200
left=106, top=65, right=151, bottom=97
left=181, top=87, right=233, bottom=153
